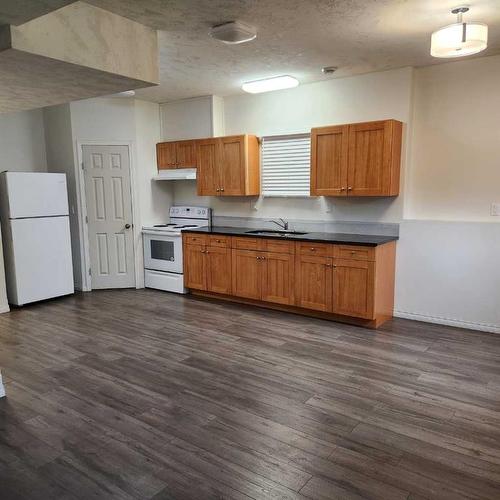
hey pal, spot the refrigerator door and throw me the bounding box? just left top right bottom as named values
left=4, top=216, right=74, bottom=305
left=0, top=172, right=69, bottom=219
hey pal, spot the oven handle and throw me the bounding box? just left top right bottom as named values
left=142, top=230, right=181, bottom=236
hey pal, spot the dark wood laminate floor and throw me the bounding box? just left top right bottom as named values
left=1, top=290, right=500, bottom=500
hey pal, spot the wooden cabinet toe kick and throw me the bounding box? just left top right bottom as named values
left=190, top=290, right=391, bottom=329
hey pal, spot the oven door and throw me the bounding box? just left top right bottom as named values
left=143, top=231, right=183, bottom=274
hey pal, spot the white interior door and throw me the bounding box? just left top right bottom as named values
left=82, top=145, right=135, bottom=289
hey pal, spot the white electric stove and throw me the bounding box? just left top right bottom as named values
left=142, top=206, right=211, bottom=293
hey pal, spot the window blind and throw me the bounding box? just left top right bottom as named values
left=261, top=133, right=311, bottom=197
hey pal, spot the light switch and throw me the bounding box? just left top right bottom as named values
left=491, top=203, right=500, bottom=216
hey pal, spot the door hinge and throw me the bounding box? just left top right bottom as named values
left=85, top=215, right=88, bottom=224
left=89, top=267, right=91, bottom=276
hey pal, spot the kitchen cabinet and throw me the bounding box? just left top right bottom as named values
left=184, top=243, right=206, bottom=290
left=183, top=234, right=396, bottom=328
left=206, top=246, right=232, bottom=294
left=331, top=259, right=374, bottom=319
left=310, top=119, right=402, bottom=197
left=197, top=139, right=219, bottom=196
left=156, top=140, right=197, bottom=170
left=232, top=249, right=261, bottom=300
left=310, top=125, right=349, bottom=196
left=197, top=135, right=260, bottom=197
left=183, top=237, right=232, bottom=294
left=295, top=255, right=332, bottom=312
left=261, top=252, right=295, bottom=305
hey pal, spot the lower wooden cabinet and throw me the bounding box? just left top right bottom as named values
left=183, top=234, right=396, bottom=328
left=206, top=246, right=232, bottom=294
left=232, top=249, right=261, bottom=300
left=184, top=244, right=206, bottom=290
left=331, top=259, right=375, bottom=319
left=295, top=255, right=332, bottom=312
left=184, top=242, right=231, bottom=294
left=231, top=250, right=294, bottom=304
left=260, top=252, right=294, bottom=305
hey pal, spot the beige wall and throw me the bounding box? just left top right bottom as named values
left=406, top=55, right=500, bottom=222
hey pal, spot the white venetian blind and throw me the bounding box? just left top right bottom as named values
left=261, top=133, right=311, bottom=197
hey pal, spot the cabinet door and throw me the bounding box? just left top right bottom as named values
left=176, top=140, right=197, bottom=168
left=332, top=259, right=375, bottom=319
left=310, top=125, right=349, bottom=196
left=206, top=246, right=232, bottom=295
left=156, top=142, right=177, bottom=169
left=231, top=249, right=261, bottom=300
left=295, top=255, right=332, bottom=312
left=261, top=252, right=294, bottom=305
left=219, top=135, right=246, bottom=196
left=197, top=139, right=220, bottom=196
left=184, top=244, right=206, bottom=290
left=347, top=120, right=393, bottom=196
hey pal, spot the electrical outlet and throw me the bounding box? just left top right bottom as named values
left=491, top=203, right=500, bottom=216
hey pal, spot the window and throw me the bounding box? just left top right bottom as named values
left=261, top=133, right=311, bottom=197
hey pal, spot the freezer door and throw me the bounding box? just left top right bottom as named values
left=6, top=217, right=74, bottom=305
left=0, top=172, right=69, bottom=219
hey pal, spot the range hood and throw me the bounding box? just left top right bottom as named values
left=153, top=168, right=197, bottom=181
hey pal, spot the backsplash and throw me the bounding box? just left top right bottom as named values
left=211, top=215, right=399, bottom=236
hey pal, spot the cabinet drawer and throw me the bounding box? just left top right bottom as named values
left=184, top=234, right=207, bottom=246
left=264, top=239, right=295, bottom=254
left=232, top=236, right=264, bottom=251
left=297, top=242, right=333, bottom=257
left=334, top=245, right=375, bottom=261
left=209, top=235, right=230, bottom=248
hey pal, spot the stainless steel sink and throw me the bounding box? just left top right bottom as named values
left=245, top=229, right=308, bottom=237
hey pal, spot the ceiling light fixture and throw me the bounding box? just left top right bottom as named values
left=242, top=75, right=299, bottom=94
left=209, top=21, right=257, bottom=44
left=431, top=6, right=488, bottom=58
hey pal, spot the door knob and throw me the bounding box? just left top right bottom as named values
left=125, top=224, right=131, bottom=229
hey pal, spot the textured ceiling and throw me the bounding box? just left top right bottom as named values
left=82, top=0, right=500, bottom=103
left=2, top=0, right=500, bottom=103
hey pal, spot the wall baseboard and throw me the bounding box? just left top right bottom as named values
left=394, top=310, right=500, bottom=334
left=0, top=304, right=10, bottom=314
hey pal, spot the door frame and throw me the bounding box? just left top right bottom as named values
left=75, top=140, right=141, bottom=291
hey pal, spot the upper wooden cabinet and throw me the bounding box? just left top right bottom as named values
left=157, top=140, right=197, bottom=169
left=197, top=135, right=260, bottom=197
left=310, top=119, right=402, bottom=197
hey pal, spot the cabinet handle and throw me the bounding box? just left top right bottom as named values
left=340, top=187, right=346, bottom=191
left=216, top=188, right=220, bottom=192
left=310, top=247, right=316, bottom=251
left=220, top=187, right=225, bottom=192
left=325, top=263, right=331, bottom=268
left=347, top=187, right=353, bottom=191
left=351, top=251, right=356, bottom=255
left=256, top=256, right=261, bottom=260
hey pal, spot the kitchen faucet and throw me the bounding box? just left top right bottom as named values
left=268, top=218, right=289, bottom=231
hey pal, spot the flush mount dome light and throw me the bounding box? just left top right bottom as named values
left=431, top=6, right=488, bottom=58
left=242, top=75, right=299, bottom=94
left=209, top=21, right=257, bottom=44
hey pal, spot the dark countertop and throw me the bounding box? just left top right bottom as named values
left=182, top=226, right=398, bottom=246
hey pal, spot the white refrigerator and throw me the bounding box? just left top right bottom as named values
left=0, top=172, right=74, bottom=306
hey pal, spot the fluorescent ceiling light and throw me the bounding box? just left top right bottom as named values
left=431, top=7, right=488, bottom=58
left=242, top=76, right=299, bottom=94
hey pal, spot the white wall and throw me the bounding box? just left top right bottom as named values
left=0, top=109, right=47, bottom=172
left=406, top=55, right=500, bottom=222
left=43, top=104, right=83, bottom=289
left=160, top=96, right=215, bottom=140
left=170, top=68, right=414, bottom=223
